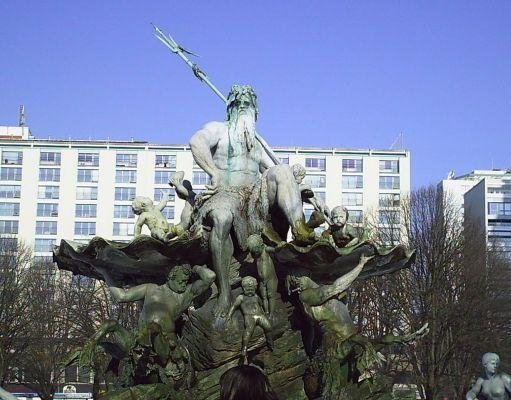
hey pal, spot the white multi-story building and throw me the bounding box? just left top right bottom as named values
left=0, top=125, right=410, bottom=260
left=439, top=169, right=511, bottom=256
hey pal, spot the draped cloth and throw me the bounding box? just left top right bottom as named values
left=190, top=170, right=270, bottom=251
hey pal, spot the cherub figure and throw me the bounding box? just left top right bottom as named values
left=246, top=234, right=278, bottom=316
left=321, top=205, right=360, bottom=247
left=292, top=163, right=331, bottom=224
left=226, top=276, right=274, bottom=364
left=132, top=192, right=182, bottom=242
left=169, top=171, right=196, bottom=232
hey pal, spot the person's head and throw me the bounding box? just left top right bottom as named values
left=482, top=352, right=500, bottom=374
left=247, top=234, right=264, bottom=258
left=241, top=276, right=257, bottom=296
left=292, top=164, right=306, bottom=184
left=226, top=85, right=258, bottom=123
left=167, top=264, right=192, bottom=293
left=132, top=196, right=153, bottom=215
left=220, top=365, right=278, bottom=400
left=331, top=206, right=349, bottom=227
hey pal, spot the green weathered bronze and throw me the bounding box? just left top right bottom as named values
left=54, top=50, right=423, bottom=398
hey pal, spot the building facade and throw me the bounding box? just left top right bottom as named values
left=0, top=125, right=410, bottom=261
left=439, top=169, right=511, bottom=256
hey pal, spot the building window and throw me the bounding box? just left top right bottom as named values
left=379, top=227, right=401, bottom=243
left=305, top=157, right=326, bottom=171
left=193, top=171, right=210, bottom=186
left=37, top=186, right=59, bottom=200
left=154, top=188, right=175, bottom=202
left=161, top=206, right=175, bottom=219
left=0, top=237, right=18, bottom=251
left=379, top=176, right=400, bottom=190
left=342, top=192, right=363, bottom=206
left=348, top=210, right=364, bottom=224
left=0, top=167, right=22, bottom=181
left=114, top=205, right=135, bottom=219
left=78, top=152, right=99, bottom=167
left=305, top=175, right=326, bottom=188
left=0, top=185, right=21, bottom=199
left=115, top=170, right=137, bottom=183
left=2, top=151, right=23, bottom=165
left=315, top=192, right=326, bottom=203
left=278, top=157, right=290, bottom=165
left=39, top=168, right=60, bottom=182
left=342, top=159, right=363, bottom=173
left=36, top=203, right=58, bottom=217
left=116, top=153, right=137, bottom=168
left=76, top=186, right=98, bottom=200
left=75, top=204, right=97, bottom=218
left=488, top=202, right=511, bottom=216
left=155, top=154, right=177, bottom=168
left=115, top=187, right=136, bottom=201
left=34, top=238, right=55, bottom=252
left=75, top=222, right=96, bottom=236
left=0, top=220, right=19, bottom=234
left=0, top=202, right=20, bottom=216
left=113, top=222, right=134, bottom=236
left=342, top=175, right=363, bottom=189
left=155, top=171, right=174, bottom=185
left=35, top=221, right=57, bottom=235
left=379, top=193, right=400, bottom=207
left=40, top=152, right=61, bottom=165
left=379, top=210, right=401, bottom=224
left=77, top=169, right=99, bottom=183
left=379, top=160, right=399, bottom=173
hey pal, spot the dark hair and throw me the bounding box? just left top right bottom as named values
left=220, top=365, right=278, bottom=400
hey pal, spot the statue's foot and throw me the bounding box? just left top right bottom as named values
left=213, top=295, right=231, bottom=317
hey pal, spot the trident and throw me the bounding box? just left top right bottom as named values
left=152, top=23, right=280, bottom=165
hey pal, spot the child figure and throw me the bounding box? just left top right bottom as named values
left=226, top=276, right=274, bottom=364
left=246, top=234, right=278, bottom=316
left=132, top=191, right=182, bottom=242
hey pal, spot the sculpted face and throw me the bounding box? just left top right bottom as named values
left=168, top=267, right=191, bottom=293
left=247, top=235, right=264, bottom=257
left=241, top=277, right=257, bottom=296
left=483, top=353, right=499, bottom=374
left=132, top=197, right=152, bottom=215
left=331, top=206, right=348, bottom=227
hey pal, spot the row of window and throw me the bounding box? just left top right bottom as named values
left=303, top=174, right=400, bottom=190
left=2, top=151, right=401, bottom=174
left=488, top=202, right=511, bottom=216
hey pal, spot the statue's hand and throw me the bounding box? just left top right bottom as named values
left=202, top=174, right=219, bottom=199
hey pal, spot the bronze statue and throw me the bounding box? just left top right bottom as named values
left=132, top=192, right=183, bottom=242
left=226, top=276, right=274, bottom=364
left=247, top=234, right=278, bottom=316
left=101, top=264, right=215, bottom=336
left=466, top=353, right=511, bottom=400
left=321, top=205, right=360, bottom=247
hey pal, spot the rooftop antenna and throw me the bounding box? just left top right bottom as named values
left=18, top=105, right=26, bottom=127
left=390, top=131, right=404, bottom=150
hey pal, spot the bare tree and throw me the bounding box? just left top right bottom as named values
left=0, top=238, right=33, bottom=385
left=350, top=186, right=511, bottom=399
left=14, top=262, right=78, bottom=400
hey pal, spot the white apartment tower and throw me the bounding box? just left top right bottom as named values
left=0, top=125, right=410, bottom=261
left=439, top=169, right=511, bottom=256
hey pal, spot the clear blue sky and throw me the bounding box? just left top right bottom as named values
left=1, top=1, right=510, bottom=187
